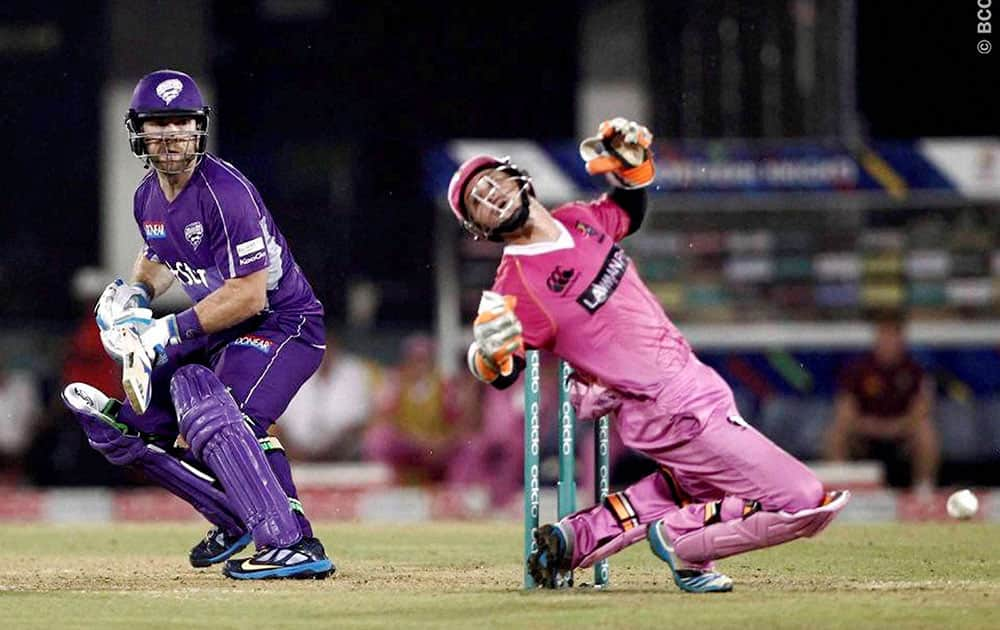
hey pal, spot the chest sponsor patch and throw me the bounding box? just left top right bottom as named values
left=236, top=236, right=264, bottom=257
left=232, top=334, right=274, bottom=354
left=143, top=221, right=166, bottom=240
left=577, top=244, right=630, bottom=314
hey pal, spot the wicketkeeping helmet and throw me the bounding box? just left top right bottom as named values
left=447, top=154, right=534, bottom=241
left=125, top=69, right=211, bottom=169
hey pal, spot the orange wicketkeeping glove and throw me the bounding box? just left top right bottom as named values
left=578, top=117, right=655, bottom=189
left=468, top=291, right=523, bottom=383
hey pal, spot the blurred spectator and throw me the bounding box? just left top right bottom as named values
left=825, top=312, right=939, bottom=491
left=0, top=353, right=41, bottom=476
left=363, top=334, right=471, bottom=483
left=25, top=267, right=130, bottom=486
left=62, top=268, right=122, bottom=396
left=279, top=331, right=380, bottom=461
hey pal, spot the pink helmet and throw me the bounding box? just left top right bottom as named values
left=447, top=154, right=504, bottom=223
left=447, top=154, right=535, bottom=240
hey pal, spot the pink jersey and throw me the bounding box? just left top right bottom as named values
left=492, top=195, right=692, bottom=398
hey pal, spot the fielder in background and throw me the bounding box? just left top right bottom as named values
left=61, top=69, right=333, bottom=580
left=449, top=118, right=850, bottom=593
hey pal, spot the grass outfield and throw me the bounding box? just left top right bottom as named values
left=0, top=522, right=997, bottom=629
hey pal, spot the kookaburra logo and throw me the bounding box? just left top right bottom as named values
left=156, top=79, right=184, bottom=105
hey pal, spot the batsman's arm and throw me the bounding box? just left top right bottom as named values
left=131, top=251, right=175, bottom=300
left=186, top=269, right=268, bottom=336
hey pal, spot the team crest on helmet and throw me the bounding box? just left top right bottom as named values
left=155, top=79, right=184, bottom=105
left=184, top=221, right=204, bottom=249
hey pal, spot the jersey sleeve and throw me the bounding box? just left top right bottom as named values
left=133, top=180, right=160, bottom=262
left=492, top=258, right=557, bottom=350
left=582, top=194, right=632, bottom=242
left=204, top=183, right=270, bottom=280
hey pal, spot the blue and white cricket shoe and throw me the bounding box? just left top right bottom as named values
left=223, top=537, right=335, bottom=580
left=647, top=520, right=733, bottom=593
left=189, top=528, right=252, bottom=568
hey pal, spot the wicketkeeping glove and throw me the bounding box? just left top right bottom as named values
left=469, top=291, right=523, bottom=383
left=579, top=117, right=655, bottom=189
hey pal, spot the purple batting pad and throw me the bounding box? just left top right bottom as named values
left=73, top=412, right=147, bottom=466
left=68, top=403, right=245, bottom=536
left=171, top=364, right=300, bottom=549
left=140, top=445, right=245, bottom=537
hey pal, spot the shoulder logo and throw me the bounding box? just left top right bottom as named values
left=143, top=221, right=166, bottom=240
left=155, top=79, right=184, bottom=105
left=574, top=221, right=605, bottom=242
left=546, top=266, right=577, bottom=294
left=184, top=221, right=204, bottom=249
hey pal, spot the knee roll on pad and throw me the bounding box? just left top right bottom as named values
left=171, top=364, right=244, bottom=458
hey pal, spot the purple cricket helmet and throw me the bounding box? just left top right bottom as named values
left=447, top=154, right=535, bottom=241
left=125, top=69, right=211, bottom=166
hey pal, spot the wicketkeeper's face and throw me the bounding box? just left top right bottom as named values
left=464, top=167, right=531, bottom=232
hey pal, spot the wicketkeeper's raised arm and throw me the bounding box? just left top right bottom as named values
left=579, top=117, right=654, bottom=237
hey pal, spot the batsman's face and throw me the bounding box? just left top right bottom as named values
left=142, top=118, right=199, bottom=174
left=464, top=167, right=527, bottom=231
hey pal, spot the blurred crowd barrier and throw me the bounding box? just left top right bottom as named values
left=2, top=324, right=999, bottom=508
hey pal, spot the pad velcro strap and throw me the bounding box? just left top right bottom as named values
left=704, top=501, right=723, bottom=526
left=603, top=492, right=640, bottom=531
left=288, top=497, right=305, bottom=515
left=258, top=436, right=284, bottom=452
left=742, top=500, right=762, bottom=519
left=659, top=466, right=691, bottom=507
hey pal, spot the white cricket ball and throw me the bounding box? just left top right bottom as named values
left=946, top=489, right=979, bottom=520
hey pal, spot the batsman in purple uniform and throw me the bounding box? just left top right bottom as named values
left=61, top=69, right=333, bottom=580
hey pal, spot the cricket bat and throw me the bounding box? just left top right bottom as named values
left=120, top=327, right=152, bottom=415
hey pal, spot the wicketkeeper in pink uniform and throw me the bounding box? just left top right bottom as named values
left=448, top=118, right=849, bottom=593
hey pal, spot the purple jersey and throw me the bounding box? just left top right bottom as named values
left=133, top=154, right=324, bottom=322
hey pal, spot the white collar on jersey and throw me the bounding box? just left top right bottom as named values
left=503, top=219, right=574, bottom=256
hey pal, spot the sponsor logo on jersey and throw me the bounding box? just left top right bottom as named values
left=239, top=250, right=266, bottom=266
left=184, top=221, right=204, bottom=249
left=233, top=334, right=274, bottom=354
left=155, top=79, right=184, bottom=105
left=546, top=266, right=577, bottom=294
left=577, top=244, right=629, bottom=314
left=574, top=221, right=605, bottom=243
left=165, top=260, right=209, bottom=287
left=143, top=221, right=166, bottom=240
left=236, top=236, right=265, bottom=257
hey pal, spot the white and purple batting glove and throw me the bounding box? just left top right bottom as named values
left=95, top=279, right=151, bottom=332
left=136, top=314, right=181, bottom=363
